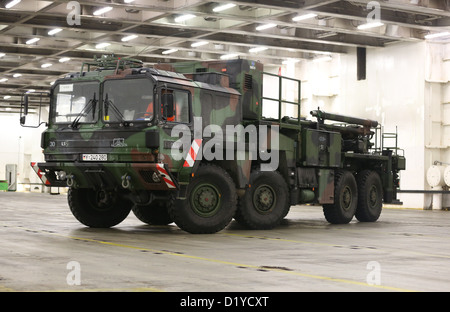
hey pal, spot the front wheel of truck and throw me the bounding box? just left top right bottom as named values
left=68, top=188, right=132, bottom=228
left=169, top=164, right=237, bottom=234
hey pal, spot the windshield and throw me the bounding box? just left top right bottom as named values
left=52, top=81, right=99, bottom=124
left=103, top=78, right=154, bottom=122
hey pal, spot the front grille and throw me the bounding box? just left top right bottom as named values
left=139, top=170, right=156, bottom=183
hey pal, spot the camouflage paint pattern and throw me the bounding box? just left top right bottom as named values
left=32, top=56, right=405, bottom=208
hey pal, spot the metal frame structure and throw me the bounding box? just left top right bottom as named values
left=0, top=0, right=449, bottom=113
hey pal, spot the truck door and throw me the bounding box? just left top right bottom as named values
left=158, top=87, right=193, bottom=170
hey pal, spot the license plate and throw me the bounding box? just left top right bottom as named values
left=82, top=154, right=107, bottom=161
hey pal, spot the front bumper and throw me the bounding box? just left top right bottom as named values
left=32, top=162, right=178, bottom=191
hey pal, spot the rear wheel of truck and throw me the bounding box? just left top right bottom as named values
left=169, top=164, right=237, bottom=234
left=323, top=170, right=357, bottom=224
left=235, top=170, right=290, bottom=229
left=132, top=195, right=173, bottom=226
left=68, top=188, right=132, bottom=228
left=355, top=170, right=383, bottom=222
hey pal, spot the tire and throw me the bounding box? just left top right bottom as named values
left=323, top=170, right=357, bottom=224
left=132, top=194, right=173, bottom=225
left=235, top=170, right=290, bottom=230
left=68, top=188, right=132, bottom=228
left=355, top=170, right=383, bottom=222
left=168, top=164, right=237, bottom=234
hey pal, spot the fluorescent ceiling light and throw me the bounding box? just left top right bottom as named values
left=5, top=0, right=21, bottom=9
left=95, top=42, right=110, bottom=49
left=213, top=3, right=236, bottom=12
left=121, top=34, right=138, bottom=42
left=13, top=73, right=22, bottom=78
left=175, top=14, right=196, bottom=23
left=41, top=63, right=52, bottom=68
left=124, top=0, right=135, bottom=3
left=162, top=49, right=178, bottom=55
left=26, top=89, right=35, bottom=93
left=292, top=13, right=317, bottom=22
left=220, top=53, right=239, bottom=60
left=249, top=47, right=268, bottom=53
left=191, top=41, right=209, bottom=47
left=93, top=6, right=113, bottom=16
left=48, top=28, right=62, bottom=35
left=425, top=32, right=450, bottom=39
left=3, top=95, right=11, bottom=99
left=256, top=23, right=277, bottom=31
left=26, top=37, right=40, bottom=45
left=316, top=31, right=338, bottom=39
left=0, top=78, right=8, bottom=83
left=50, top=81, right=55, bottom=85
left=0, top=53, right=5, bottom=57
left=357, top=22, right=384, bottom=30
left=59, top=57, right=71, bottom=63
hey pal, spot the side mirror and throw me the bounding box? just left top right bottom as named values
left=20, top=91, right=50, bottom=128
left=162, top=93, right=174, bottom=119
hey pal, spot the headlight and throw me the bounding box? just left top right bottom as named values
left=57, top=171, right=67, bottom=180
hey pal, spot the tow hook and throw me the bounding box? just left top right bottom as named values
left=66, top=174, right=74, bottom=187
left=121, top=174, right=131, bottom=189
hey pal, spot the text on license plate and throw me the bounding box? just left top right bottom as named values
left=82, top=154, right=107, bottom=161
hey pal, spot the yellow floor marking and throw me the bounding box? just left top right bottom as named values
left=222, top=232, right=345, bottom=247
left=222, top=232, right=450, bottom=259
left=36, top=287, right=164, bottom=292
left=68, top=234, right=419, bottom=291
left=1, top=223, right=419, bottom=292
left=0, top=285, right=15, bottom=292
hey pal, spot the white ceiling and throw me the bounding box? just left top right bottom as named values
left=0, top=0, right=449, bottom=111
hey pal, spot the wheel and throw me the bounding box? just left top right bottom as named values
left=235, top=170, right=290, bottom=229
left=356, top=170, right=383, bottom=222
left=168, top=164, right=237, bottom=234
left=68, top=188, right=132, bottom=228
left=323, top=170, right=357, bottom=224
left=132, top=194, right=173, bottom=225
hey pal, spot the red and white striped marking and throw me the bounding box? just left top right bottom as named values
left=156, top=163, right=176, bottom=189
left=31, top=162, right=51, bottom=186
left=183, top=139, right=202, bottom=168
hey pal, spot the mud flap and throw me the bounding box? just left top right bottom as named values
left=317, top=169, right=335, bottom=204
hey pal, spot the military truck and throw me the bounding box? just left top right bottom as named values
left=21, top=55, right=405, bottom=234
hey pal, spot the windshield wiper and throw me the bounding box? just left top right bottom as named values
left=71, top=93, right=97, bottom=129
left=104, top=93, right=125, bottom=123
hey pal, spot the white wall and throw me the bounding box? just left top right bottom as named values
left=0, top=112, right=46, bottom=191
left=295, top=41, right=440, bottom=209
left=344, top=42, right=426, bottom=209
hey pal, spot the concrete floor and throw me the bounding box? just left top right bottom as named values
left=0, top=191, right=449, bottom=293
